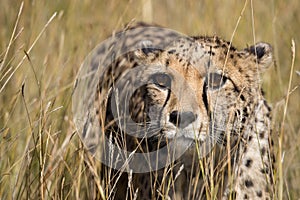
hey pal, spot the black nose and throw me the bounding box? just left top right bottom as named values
left=169, top=111, right=197, bottom=128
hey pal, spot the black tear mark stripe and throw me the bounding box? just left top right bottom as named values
left=163, top=88, right=171, bottom=108
left=202, top=81, right=209, bottom=112
left=154, top=88, right=172, bottom=128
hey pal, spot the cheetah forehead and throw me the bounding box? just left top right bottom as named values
left=146, top=37, right=235, bottom=75
left=158, top=35, right=272, bottom=75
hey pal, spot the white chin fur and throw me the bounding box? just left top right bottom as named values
left=163, top=128, right=207, bottom=142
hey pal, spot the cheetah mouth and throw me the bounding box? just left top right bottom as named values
left=160, top=127, right=208, bottom=143
left=147, top=132, right=208, bottom=156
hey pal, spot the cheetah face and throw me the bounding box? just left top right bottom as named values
left=74, top=24, right=273, bottom=172
left=122, top=38, right=273, bottom=147
left=142, top=65, right=209, bottom=142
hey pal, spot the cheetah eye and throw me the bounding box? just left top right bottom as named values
left=151, top=73, right=171, bottom=88
left=206, top=72, right=227, bottom=90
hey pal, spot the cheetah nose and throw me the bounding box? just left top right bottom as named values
left=169, top=111, right=197, bottom=128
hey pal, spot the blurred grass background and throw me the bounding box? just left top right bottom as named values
left=0, top=0, right=299, bottom=199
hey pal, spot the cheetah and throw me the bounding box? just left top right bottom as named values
left=73, top=22, right=275, bottom=199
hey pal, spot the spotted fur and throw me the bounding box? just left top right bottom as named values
left=76, top=22, right=275, bottom=199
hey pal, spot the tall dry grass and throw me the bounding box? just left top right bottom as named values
left=0, top=0, right=299, bottom=199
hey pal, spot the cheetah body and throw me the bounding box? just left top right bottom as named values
left=74, top=23, right=275, bottom=200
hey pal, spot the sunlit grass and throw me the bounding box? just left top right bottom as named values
left=0, top=0, right=299, bottom=199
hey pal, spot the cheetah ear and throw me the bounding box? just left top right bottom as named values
left=244, top=42, right=273, bottom=71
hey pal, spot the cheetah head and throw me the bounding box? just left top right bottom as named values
left=106, top=36, right=273, bottom=153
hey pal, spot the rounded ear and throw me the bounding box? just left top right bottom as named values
left=244, top=42, right=273, bottom=71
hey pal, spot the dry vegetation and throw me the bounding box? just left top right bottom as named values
left=0, top=0, right=299, bottom=199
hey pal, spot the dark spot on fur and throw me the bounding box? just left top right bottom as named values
left=245, top=159, right=253, bottom=168
left=248, top=136, right=253, bottom=142
left=230, top=46, right=236, bottom=51
left=259, top=132, right=265, bottom=139
left=168, top=49, right=176, bottom=54
left=238, top=66, right=243, bottom=73
left=241, top=117, right=246, bottom=123
left=244, top=194, right=248, bottom=199
left=240, top=94, right=246, bottom=101
left=243, top=107, right=248, bottom=113
left=243, top=146, right=248, bottom=153
left=256, top=190, right=262, bottom=197
left=208, top=51, right=215, bottom=56
left=166, top=59, right=170, bottom=66
left=215, top=38, right=221, bottom=45
left=230, top=54, right=234, bottom=59
left=260, top=167, right=269, bottom=174
left=261, top=147, right=266, bottom=156
left=245, top=179, right=254, bottom=187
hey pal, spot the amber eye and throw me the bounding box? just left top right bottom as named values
left=151, top=73, right=172, bottom=88
left=206, top=72, right=227, bottom=90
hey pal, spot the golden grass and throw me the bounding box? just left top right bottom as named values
left=0, top=0, right=299, bottom=199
